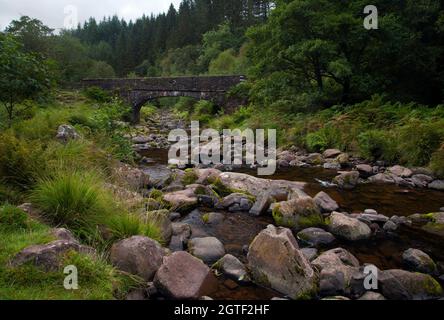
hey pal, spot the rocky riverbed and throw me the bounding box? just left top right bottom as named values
left=11, top=113, right=444, bottom=300
left=112, top=111, right=444, bottom=300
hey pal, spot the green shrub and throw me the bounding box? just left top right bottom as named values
left=306, top=131, right=329, bottom=152
left=430, top=145, right=444, bottom=179
left=0, top=204, right=29, bottom=231
left=0, top=132, right=45, bottom=189
left=0, top=184, right=23, bottom=204
left=140, top=104, right=158, bottom=121
left=358, top=130, right=399, bottom=163
left=83, top=87, right=111, bottom=103
left=31, top=171, right=116, bottom=242
left=398, top=121, right=443, bottom=166
left=194, top=100, right=215, bottom=116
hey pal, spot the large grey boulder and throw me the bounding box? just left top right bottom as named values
left=272, top=197, right=324, bottom=231
left=247, top=225, right=318, bottom=299
left=379, top=269, right=443, bottom=300
left=218, top=172, right=305, bottom=197
left=328, top=212, right=372, bottom=241
left=154, top=251, right=216, bottom=299
left=314, top=191, right=339, bottom=213
left=110, top=236, right=165, bottom=281
left=9, top=240, right=95, bottom=271
left=188, top=237, right=225, bottom=264
left=402, top=248, right=438, bottom=275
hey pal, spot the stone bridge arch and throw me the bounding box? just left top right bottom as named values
left=82, top=75, right=246, bottom=124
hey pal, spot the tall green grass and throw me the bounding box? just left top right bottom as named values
left=30, top=171, right=116, bottom=243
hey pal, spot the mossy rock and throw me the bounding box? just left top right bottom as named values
left=272, top=198, right=324, bottom=231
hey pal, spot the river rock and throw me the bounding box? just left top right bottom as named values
left=218, top=193, right=253, bottom=212
left=249, top=191, right=273, bottom=216
left=312, top=248, right=360, bottom=271
left=272, top=197, right=324, bottom=231
left=301, top=248, right=318, bottom=261
left=333, top=171, right=360, bottom=189
left=10, top=240, right=95, bottom=271
left=429, top=180, right=444, bottom=191
left=110, top=236, right=165, bottom=281
left=356, top=164, right=373, bottom=178
left=306, top=153, right=323, bottom=165
left=358, top=292, right=386, bottom=300
left=169, top=222, right=192, bottom=252
left=188, top=237, right=225, bottom=264
left=132, top=135, right=151, bottom=144
left=379, top=269, right=443, bottom=300
left=322, top=296, right=351, bottom=300
left=323, top=162, right=341, bottom=170
left=314, top=191, right=339, bottom=213
left=323, top=149, right=342, bottom=159
left=113, top=163, right=151, bottom=190
left=358, top=213, right=389, bottom=224
left=336, top=153, right=350, bottom=166
left=56, top=124, right=81, bottom=143
left=247, top=225, right=318, bottom=299
left=297, top=228, right=336, bottom=247
left=311, top=248, right=364, bottom=298
left=387, top=165, right=413, bottom=178
left=194, top=168, right=222, bottom=185
left=318, top=265, right=362, bottom=297
left=402, top=248, right=438, bottom=275
left=383, top=220, right=398, bottom=232
left=50, top=228, right=78, bottom=243
left=214, top=254, right=249, bottom=282
left=154, top=251, right=216, bottom=300
left=163, top=187, right=198, bottom=213
left=218, top=172, right=305, bottom=197
left=328, top=212, right=372, bottom=241
left=411, top=174, right=434, bottom=188
left=368, top=173, right=394, bottom=184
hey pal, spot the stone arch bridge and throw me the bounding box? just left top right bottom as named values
left=81, top=75, right=246, bottom=124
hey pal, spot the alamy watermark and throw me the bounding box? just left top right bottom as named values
left=168, top=121, right=277, bottom=176
left=64, top=265, right=78, bottom=290
left=364, top=5, right=378, bottom=30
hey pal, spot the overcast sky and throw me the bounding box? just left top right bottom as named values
left=0, top=0, right=182, bottom=31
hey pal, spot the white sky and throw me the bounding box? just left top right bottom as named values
left=0, top=0, right=182, bottom=31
